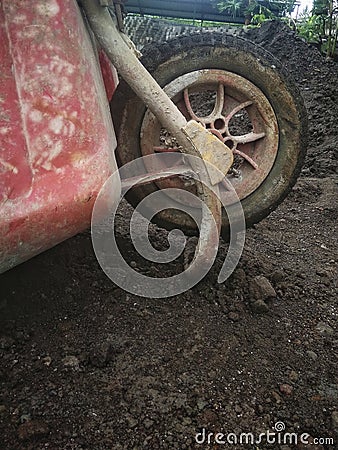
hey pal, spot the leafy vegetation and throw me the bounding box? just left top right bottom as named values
left=212, top=0, right=296, bottom=25
left=214, top=0, right=338, bottom=57
left=297, top=0, right=338, bottom=57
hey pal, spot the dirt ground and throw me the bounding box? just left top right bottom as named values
left=0, top=22, right=337, bottom=450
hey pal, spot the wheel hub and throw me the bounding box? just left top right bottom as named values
left=140, top=69, right=279, bottom=202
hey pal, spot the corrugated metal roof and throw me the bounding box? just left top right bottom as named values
left=124, top=0, right=245, bottom=24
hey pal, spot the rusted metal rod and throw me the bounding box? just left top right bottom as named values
left=81, top=0, right=232, bottom=276
left=121, top=166, right=194, bottom=194
left=81, top=0, right=188, bottom=139
left=81, top=0, right=233, bottom=183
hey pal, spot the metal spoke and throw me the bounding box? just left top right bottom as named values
left=225, top=100, right=253, bottom=125
left=183, top=88, right=200, bottom=122
left=184, top=84, right=225, bottom=125
left=210, top=83, right=225, bottom=119
left=121, top=166, right=194, bottom=193
left=233, top=132, right=265, bottom=144
left=233, top=149, right=259, bottom=170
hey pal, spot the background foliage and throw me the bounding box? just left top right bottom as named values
left=214, top=0, right=338, bottom=57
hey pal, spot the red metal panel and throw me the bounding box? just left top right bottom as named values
left=0, top=6, right=33, bottom=201
left=0, top=0, right=120, bottom=272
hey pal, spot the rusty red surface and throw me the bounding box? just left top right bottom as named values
left=0, top=0, right=120, bottom=273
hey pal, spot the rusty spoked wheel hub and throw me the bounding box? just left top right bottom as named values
left=140, top=69, right=279, bottom=203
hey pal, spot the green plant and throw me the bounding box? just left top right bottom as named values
left=214, top=0, right=296, bottom=24
left=251, top=4, right=276, bottom=24
left=217, top=0, right=243, bottom=18
left=296, top=0, right=338, bottom=58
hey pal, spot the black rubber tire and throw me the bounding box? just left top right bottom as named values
left=111, top=32, right=308, bottom=235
